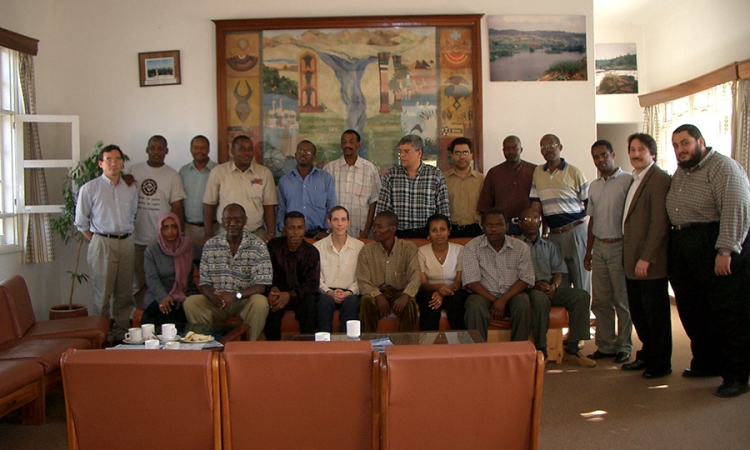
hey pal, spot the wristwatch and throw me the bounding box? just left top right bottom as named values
left=236, top=292, right=242, bottom=300
left=717, top=249, right=730, bottom=256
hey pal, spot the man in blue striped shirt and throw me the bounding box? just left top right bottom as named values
left=529, top=134, right=590, bottom=293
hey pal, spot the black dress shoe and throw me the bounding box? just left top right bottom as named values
left=682, top=368, right=721, bottom=378
left=614, top=351, right=631, bottom=364
left=588, top=350, right=616, bottom=360
left=622, top=359, right=647, bottom=371
left=715, top=382, right=750, bottom=398
left=642, top=368, right=672, bottom=379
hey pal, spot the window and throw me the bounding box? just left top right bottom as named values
left=656, top=81, right=733, bottom=174
left=0, top=46, right=21, bottom=252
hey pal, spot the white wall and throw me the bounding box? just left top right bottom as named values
left=1, top=0, right=596, bottom=318
left=641, top=0, right=750, bottom=92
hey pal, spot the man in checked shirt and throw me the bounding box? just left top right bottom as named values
left=376, top=135, right=450, bottom=238
left=666, top=124, right=750, bottom=398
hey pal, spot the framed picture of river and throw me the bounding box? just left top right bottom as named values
left=595, top=43, right=638, bottom=94
left=488, top=15, right=587, bottom=82
left=214, top=15, right=484, bottom=177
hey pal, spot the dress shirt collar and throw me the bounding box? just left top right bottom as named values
left=542, top=158, right=567, bottom=172
left=445, top=167, right=479, bottom=178
left=478, top=234, right=514, bottom=253
left=596, top=167, right=627, bottom=182
left=632, top=162, right=654, bottom=180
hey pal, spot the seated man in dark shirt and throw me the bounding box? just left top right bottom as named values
left=264, top=211, right=320, bottom=340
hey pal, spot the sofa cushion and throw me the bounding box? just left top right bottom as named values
left=0, top=359, right=44, bottom=398
left=22, top=316, right=110, bottom=348
left=0, top=338, right=92, bottom=373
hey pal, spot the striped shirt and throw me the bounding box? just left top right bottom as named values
left=199, top=230, right=272, bottom=290
left=323, top=156, right=382, bottom=236
left=529, top=159, right=589, bottom=230
left=356, top=238, right=421, bottom=298
left=462, top=235, right=535, bottom=298
left=667, top=149, right=750, bottom=253
left=376, top=163, right=450, bottom=230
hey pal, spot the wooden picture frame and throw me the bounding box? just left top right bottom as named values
left=139, top=50, right=181, bottom=87
left=214, top=15, right=483, bottom=175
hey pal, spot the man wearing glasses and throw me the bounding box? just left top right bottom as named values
left=529, top=134, right=590, bottom=293
left=376, top=135, right=450, bottom=238
left=277, top=140, right=337, bottom=240
left=184, top=204, right=272, bottom=340
left=443, top=137, right=484, bottom=238
left=74, top=145, right=139, bottom=343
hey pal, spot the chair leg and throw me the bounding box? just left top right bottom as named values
left=546, top=328, right=564, bottom=364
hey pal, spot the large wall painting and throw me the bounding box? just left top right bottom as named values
left=215, top=15, right=483, bottom=177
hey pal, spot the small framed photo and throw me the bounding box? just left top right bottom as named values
left=138, top=50, right=181, bottom=87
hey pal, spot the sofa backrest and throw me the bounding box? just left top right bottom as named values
left=381, top=341, right=544, bottom=450
left=0, top=275, right=36, bottom=337
left=221, top=341, right=379, bottom=450
left=61, top=349, right=220, bottom=450
left=0, top=287, right=18, bottom=345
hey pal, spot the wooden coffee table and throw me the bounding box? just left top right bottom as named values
left=284, top=330, right=483, bottom=345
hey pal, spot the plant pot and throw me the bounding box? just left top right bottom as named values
left=49, top=304, right=88, bottom=320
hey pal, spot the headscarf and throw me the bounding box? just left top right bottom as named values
left=157, top=212, right=193, bottom=303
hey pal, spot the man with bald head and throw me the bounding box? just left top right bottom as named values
left=529, top=134, right=590, bottom=293
left=477, top=135, right=537, bottom=235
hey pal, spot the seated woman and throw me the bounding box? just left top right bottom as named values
left=416, top=214, right=467, bottom=331
left=141, top=212, right=202, bottom=327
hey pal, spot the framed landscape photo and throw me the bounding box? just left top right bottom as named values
left=139, top=50, right=181, bottom=87
left=213, top=15, right=484, bottom=176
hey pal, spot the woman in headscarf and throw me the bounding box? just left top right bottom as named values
left=141, top=212, right=202, bottom=326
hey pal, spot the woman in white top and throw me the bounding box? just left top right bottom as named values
left=416, top=214, right=467, bottom=330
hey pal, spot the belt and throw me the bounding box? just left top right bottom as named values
left=186, top=221, right=204, bottom=227
left=451, top=223, right=480, bottom=230
left=596, top=237, right=623, bottom=244
left=671, top=222, right=718, bottom=231
left=549, top=219, right=585, bottom=235
left=95, top=232, right=131, bottom=240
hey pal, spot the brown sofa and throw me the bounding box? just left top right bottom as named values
left=0, top=275, right=110, bottom=349
left=61, top=349, right=221, bottom=450
left=0, top=359, right=45, bottom=425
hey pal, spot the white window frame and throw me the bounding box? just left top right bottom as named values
left=0, top=46, right=20, bottom=253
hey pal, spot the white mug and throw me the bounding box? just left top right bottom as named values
left=346, top=320, right=361, bottom=339
left=144, top=339, right=160, bottom=349
left=141, top=323, right=156, bottom=340
left=315, top=332, right=331, bottom=342
left=125, top=327, right=142, bottom=342
left=165, top=341, right=181, bottom=350
left=161, top=323, right=177, bottom=340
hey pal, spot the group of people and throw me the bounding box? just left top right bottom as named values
left=74, top=123, right=750, bottom=398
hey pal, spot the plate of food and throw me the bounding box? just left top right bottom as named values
left=180, top=331, right=215, bottom=343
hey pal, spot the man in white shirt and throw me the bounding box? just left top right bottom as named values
left=324, top=130, right=381, bottom=238
left=313, top=206, right=364, bottom=333
left=127, top=135, right=186, bottom=308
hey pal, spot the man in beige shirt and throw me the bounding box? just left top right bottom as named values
left=357, top=211, right=420, bottom=332
left=202, top=135, right=277, bottom=241
left=443, top=137, right=484, bottom=238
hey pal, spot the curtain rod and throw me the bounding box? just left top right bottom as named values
left=0, top=27, right=39, bottom=56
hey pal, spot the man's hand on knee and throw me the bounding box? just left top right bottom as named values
left=392, top=293, right=410, bottom=315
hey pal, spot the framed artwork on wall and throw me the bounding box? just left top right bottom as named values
left=214, top=15, right=484, bottom=178
left=138, top=50, right=181, bottom=87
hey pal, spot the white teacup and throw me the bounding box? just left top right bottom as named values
left=315, top=332, right=331, bottom=341
left=161, top=323, right=177, bottom=340
left=346, top=320, right=361, bottom=338
left=125, top=327, right=142, bottom=342
left=165, top=341, right=181, bottom=350
left=144, top=339, right=160, bottom=349
left=141, top=323, right=156, bottom=340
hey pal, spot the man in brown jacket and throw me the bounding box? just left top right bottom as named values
left=620, top=133, right=672, bottom=378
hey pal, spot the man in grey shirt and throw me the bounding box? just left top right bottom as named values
left=584, top=140, right=633, bottom=364
left=74, top=145, right=138, bottom=342
left=179, top=135, right=217, bottom=243
left=667, top=124, right=750, bottom=398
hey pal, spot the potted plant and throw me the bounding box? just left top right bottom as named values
left=49, top=141, right=128, bottom=320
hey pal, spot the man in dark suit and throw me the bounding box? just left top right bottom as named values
left=620, top=133, right=673, bottom=379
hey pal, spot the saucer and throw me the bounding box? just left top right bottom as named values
left=158, top=334, right=180, bottom=342
left=122, top=337, right=145, bottom=345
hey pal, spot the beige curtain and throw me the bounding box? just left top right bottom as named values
left=732, top=79, right=750, bottom=175
left=642, top=104, right=669, bottom=168
left=19, top=53, right=55, bottom=263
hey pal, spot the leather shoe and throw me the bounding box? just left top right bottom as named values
left=614, top=351, right=631, bottom=364
left=588, top=350, right=616, bottom=360
left=642, top=368, right=672, bottom=379
left=715, top=382, right=750, bottom=398
left=682, top=368, right=720, bottom=378
left=622, top=359, right=647, bottom=371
